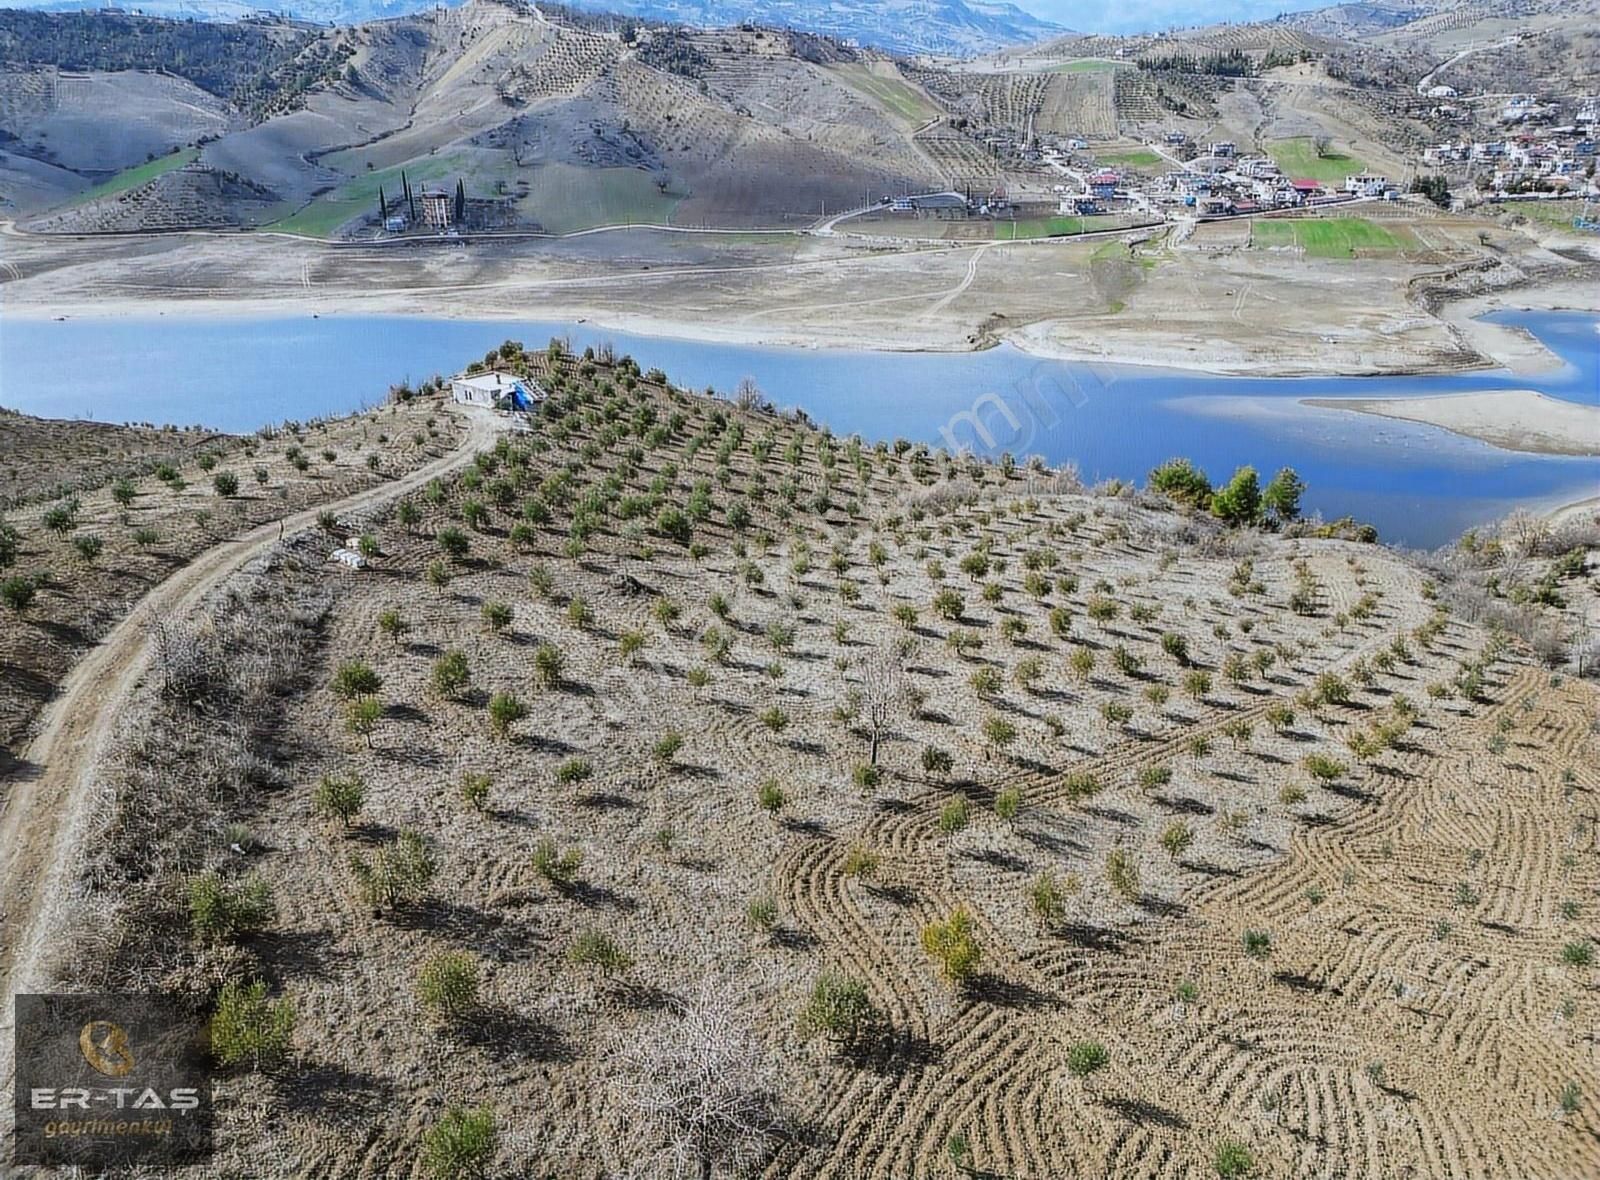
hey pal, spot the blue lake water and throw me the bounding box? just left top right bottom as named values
left=1, top=310, right=1595, bottom=548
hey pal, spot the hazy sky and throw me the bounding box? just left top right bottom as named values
left=1021, top=0, right=1330, bottom=34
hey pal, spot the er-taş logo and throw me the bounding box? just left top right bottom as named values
left=78, top=1021, right=136, bottom=1078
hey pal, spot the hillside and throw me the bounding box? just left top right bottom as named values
left=11, top=343, right=1597, bottom=1177
left=3, top=2, right=949, bottom=232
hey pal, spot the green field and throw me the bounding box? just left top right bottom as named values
left=828, top=63, right=938, bottom=125
left=70, top=148, right=199, bottom=207
left=1267, top=137, right=1366, bottom=184
left=1501, top=199, right=1587, bottom=229
left=520, top=164, right=681, bottom=234
left=268, top=198, right=367, bottom=238
left=1094, top=148, right=1162, bottom=170
left=999, top=215, right=1125, bottom=240
left=1250, top=217, right=1404, bottom=258
left=1047, top=59, right=1126, bottom=73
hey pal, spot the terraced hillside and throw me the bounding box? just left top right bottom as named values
left=36, top=342, right=1600, bottom=1178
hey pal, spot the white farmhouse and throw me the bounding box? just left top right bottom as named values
left=450, top=370, right=545, bottom=411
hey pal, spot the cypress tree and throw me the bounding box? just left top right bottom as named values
left=378, top=183, right=387, bottom=222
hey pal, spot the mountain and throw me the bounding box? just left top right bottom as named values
left=551, top=0, right=1066, bottom=56
left=3, top=0, right=1065, bottom=56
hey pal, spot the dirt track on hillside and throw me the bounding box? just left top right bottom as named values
left=0, top=406, right=501, bottom=1084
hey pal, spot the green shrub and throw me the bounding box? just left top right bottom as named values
left=1561, top=940, right=1594, bottom=968
left=330, top=660, right=382, bottom=700
left=459, top=772, right=491, bottom=812
left=555, top=757, right=593, bottom=785
left=421, top=1106, right=497, bottom=1180
left=188, top=872, right=275, bottom=943
left=481, top=601, right=513, bottom=632
left=1242, top=929, right=1272, bottom=960
left=210, top=980, right=294, bottom=1071
left=416, top=951, right=480, bottom=1020
left=1213, top=1139, right=1255, bottom=1177
left=487, top=692, right=527, bottom=737
left=212, top=471, right=240, bottom=497
left=432, top=649, right=470, bottom=697
left=757, top=780, right=788, bottom=814
left=921, top=907, right=981, bottom=987
left=798, top=972, right=877, bottom=1047
left=938, top=796, right=970, bottom=834
left=1, top=575, right=38, bottom=613
left=568, top=929, right=634, bottom=978
left=349, top=829, right=437, bottom=911
left=1066, top=1040, right=1108, bottom=1079
left=314, top=773, right=365, bottom=827
left=531, top=838, right=583, bottom=887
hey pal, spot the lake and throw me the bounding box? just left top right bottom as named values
left=1, top=310, right=1595, bottom=548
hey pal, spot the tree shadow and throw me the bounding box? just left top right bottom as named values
left=457, top=1003, right=571, bottom=1064
left=1100, top=1094, right=1190, bottom=1129
left=274, top=1061, right=396, bottom=1121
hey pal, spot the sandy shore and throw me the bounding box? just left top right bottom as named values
left=1303, top=389, right=1600, bottom=457
left=2, top=218, right=1590, bottom=378
left=1441, top=277, right=1600, bottom=376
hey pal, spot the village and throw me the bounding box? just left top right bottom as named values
left=373, top=94, right=1599, bottom=245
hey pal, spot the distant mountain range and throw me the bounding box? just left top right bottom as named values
left=4, top=0, right=1066, bottom=55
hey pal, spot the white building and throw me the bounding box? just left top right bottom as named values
left=1344, top=173, right=1390, bottom=197
left=450, top=370, right=546, bottom=411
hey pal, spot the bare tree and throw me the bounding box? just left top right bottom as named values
left=614, top=977, right=781, bottom=1179
left=733, top=377, right=764, bottom=413
left=858, top=644, right=906, bottom=766
left=1313, top=133, right=1332, bottom=158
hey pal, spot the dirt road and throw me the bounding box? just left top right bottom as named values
left=0, top=405, right=500, bottom=1080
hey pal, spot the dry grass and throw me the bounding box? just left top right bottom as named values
left=0, top=395, right=463, bottom=755
left=43, top=344, right=1600, bottom=1178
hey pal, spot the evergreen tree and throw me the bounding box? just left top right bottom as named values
left=454, top=178, right=466, bottom=226
left=1211, top=466, right=1261, bottom=525
left=378, top=183, right=387, bottom=222
left=1262, top=467, right=1306, bottom=525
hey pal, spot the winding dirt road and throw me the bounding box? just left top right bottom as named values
left=0, top=405, right=500, bottom=1081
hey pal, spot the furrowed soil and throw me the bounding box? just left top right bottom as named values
left=14, top=346, right=1596, bottom=1178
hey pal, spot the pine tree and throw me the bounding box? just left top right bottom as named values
left=378, top=183, right=387, bottom=222
left=454, top=178, right=466, bottom=226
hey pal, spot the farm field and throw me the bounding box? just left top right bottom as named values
left=1501, top=200, right=1592, bottom=231
left=67, top=147, right=199, bottom=207
left=517, top=164, right=681, bottom=234
left=1046, top=58, right=1126, bottom=73
left=1002, top=214, right=1136, bottom=239
left=828, top=62, right=939, bottom=126
left=1267, top=138, right=1367, bottom=185
left=19, top=341, right=1595, bottom=1179
left=1094, top=148, right=1163, bottom=170
left=1251, top=216, right=1408, bottom=258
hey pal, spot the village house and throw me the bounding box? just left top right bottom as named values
left=450, top=370, right=546, bottom=411
left=1344, top=173, right=1390, bottom=197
